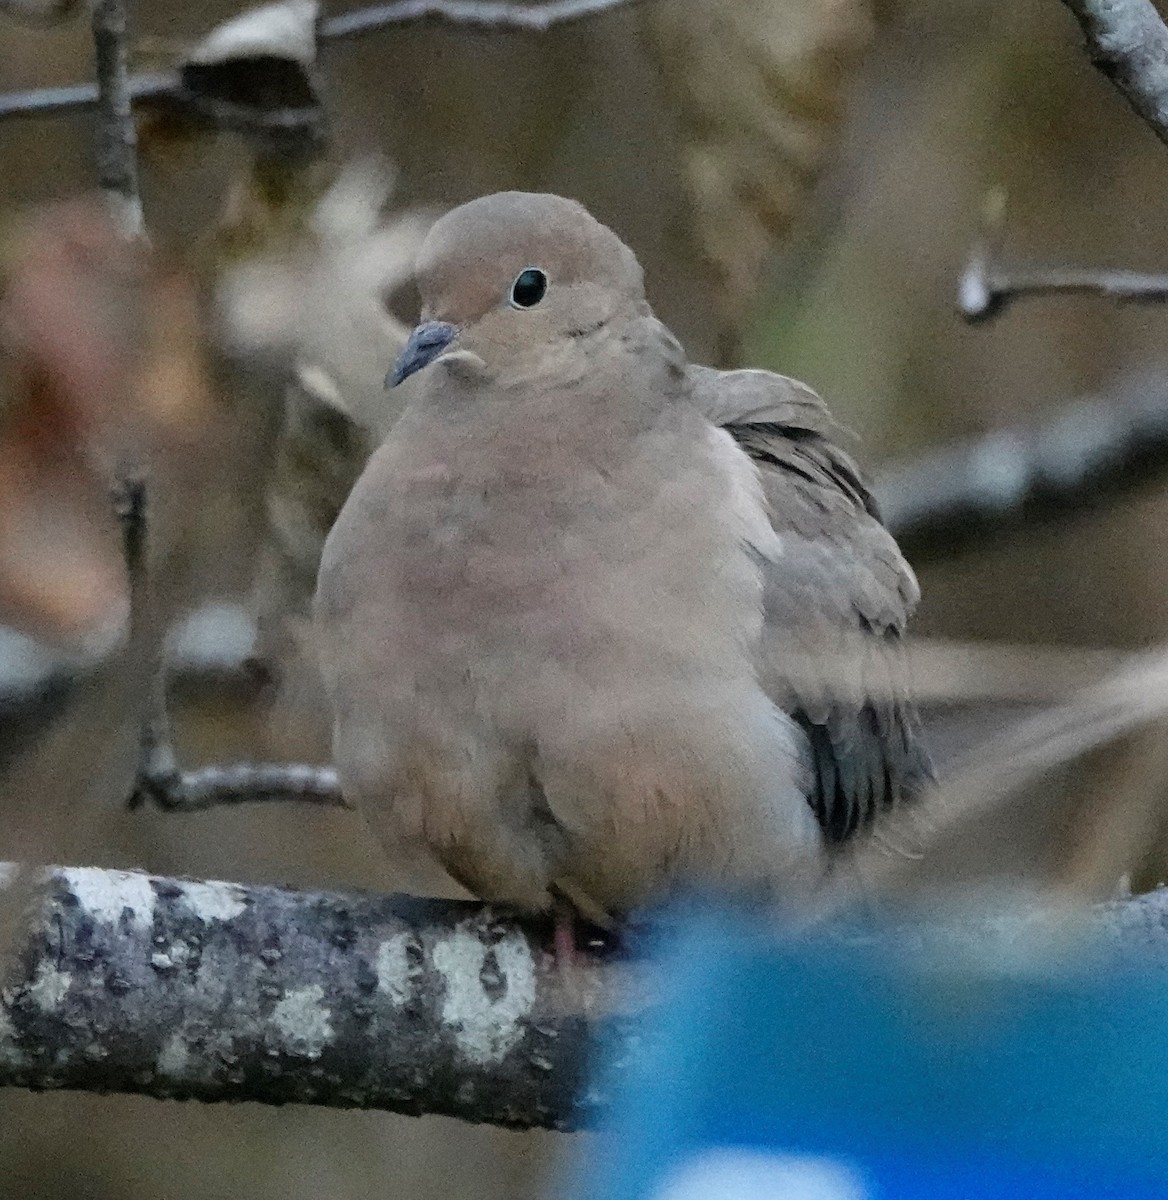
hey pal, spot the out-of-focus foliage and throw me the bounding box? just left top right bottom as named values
left=643, top=0, right=874, bottom=345
left=224, top=159, right=431, bottom=710
left=0, top=197, right=212, bottom=647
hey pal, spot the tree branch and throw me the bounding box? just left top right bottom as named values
left=5, top=862, right=1168, bottom=1125
left=0, top=863, right=622, bottom=1128
left=89, top=0, right=144, bottom=238
left=318, top=0, right=639, bottom=40
left=959, top=258, right=1168, bottom=323
left=0, top=0, right=640, bottom=124
left=876, top=369, right=1168, bottom=562
left=1060, top=0, right=1168, bottom=150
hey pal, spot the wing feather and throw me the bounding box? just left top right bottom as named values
left=690, top=365, right=934, bottom=843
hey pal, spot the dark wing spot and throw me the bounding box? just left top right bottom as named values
left=793, top=702, right=935, bottom=845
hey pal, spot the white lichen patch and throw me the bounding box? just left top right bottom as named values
left=375, top=934, right=414, bottom=1006
left=27, top=960, right=71, bottom=1011
left=156, top=1031, right=192, bottom=1079
left=431, top=927, right=535, bottom=1065
left=272, top=985, right=334, bottom=1058
left=179, top=880, right=246, bottom=923
left=63, top=866, right=156, bottom=932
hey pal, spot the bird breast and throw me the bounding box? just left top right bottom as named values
left=338, top=410, right=771, bottom=705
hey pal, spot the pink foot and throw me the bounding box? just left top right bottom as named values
left=553, top=907, right=577, bottom=972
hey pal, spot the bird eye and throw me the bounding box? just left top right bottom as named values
left=510, top=267, right=547, bottom=309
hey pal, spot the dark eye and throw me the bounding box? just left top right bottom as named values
left=510, top=267, right=547, bottom=309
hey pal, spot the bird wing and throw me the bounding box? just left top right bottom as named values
left=689, top=365, right=934, bottom=843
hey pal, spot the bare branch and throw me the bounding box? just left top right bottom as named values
left=89, top=0, right=145, bottom=238
left=958, top=187, right=1168, bottom=322
left=0, top=0, right=639, bottom=124
left=959, top=258, right=1168, bottom=323
left=319, top=0, right=638, bottom=39
left=0, top=73, right=173, bottom=120
left=137, top=761, right=346, bottom=810
left=1060, top=0, right=1168, bottom=150
left=7, top=862, right=1168, bottom=1125
left=0, top=864, right=622, bottom=1128
left=876, top=369, right=1168, bottom=562
left=114, top=480, right=346, bottom=813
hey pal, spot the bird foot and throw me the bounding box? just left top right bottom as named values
left=553, top=907, right=579, bottom=972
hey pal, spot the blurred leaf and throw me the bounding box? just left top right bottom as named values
left=0, top=198, right=213, bottom=649
left=218, top=158, right=431, bottom=608
left=187, top=0, right=318, bottom=68
left=641, top=0, right=875, bottom=334
left=138, top=0, right=325, bottom=156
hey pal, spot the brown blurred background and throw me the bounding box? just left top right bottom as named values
left=4, top=0, right=1168, bottom=1195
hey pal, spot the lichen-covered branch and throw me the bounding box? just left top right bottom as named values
left=1059, top=0, right=1168, bottom=149
left=6, top=864, right=1168, bottom=1127
left=0, top=864, right=624, bottom=1129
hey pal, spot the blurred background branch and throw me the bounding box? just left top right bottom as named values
left=0, top=0, right=640, bottom=123
left=877, top=369, right=1168, bottom=561
left=89, top=0, right=143, bottom=237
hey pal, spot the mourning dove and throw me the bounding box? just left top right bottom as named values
left=314, top=192, right=932, bottom=927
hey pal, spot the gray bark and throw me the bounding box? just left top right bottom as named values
left=89, top=0, right=145, bottom=238
left=5, top=864, right=1168, bottom=1127
left=0, top=864, right=626, bottom=1129
left=1060, top=0, right=1168, bottom=149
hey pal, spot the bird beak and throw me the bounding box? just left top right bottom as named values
left=387, top=321, right=458, bottom=388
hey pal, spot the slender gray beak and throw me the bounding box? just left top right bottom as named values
left=387, top=321, right=458, bottom=388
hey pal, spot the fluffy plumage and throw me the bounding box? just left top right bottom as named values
left=314, top=192, right=931, bottom=918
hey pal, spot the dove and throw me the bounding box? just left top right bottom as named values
left=314, top=192, right=932, bottom=936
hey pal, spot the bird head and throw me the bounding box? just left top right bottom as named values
left=388, top=192, right=646, bottom=390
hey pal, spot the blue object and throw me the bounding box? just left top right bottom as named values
left=564, top=907, right=1168, bottom=1199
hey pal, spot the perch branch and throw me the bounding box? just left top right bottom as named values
left=0, top=0, right=639, bottom=123
left=89, top=0, right=144, bottom=238
left=4, top=863, right=1168, bottom=1124
left=1059, top=0, right=1168, bottom=150
left=0, top=864, right=622, bottom=1128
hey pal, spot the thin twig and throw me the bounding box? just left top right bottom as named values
left=959, top=259, right=1168, bottom=323
left=821, top=644, right=1168, bottom=915
left=957, top=187, right=1168, bottom=322
left=89, top=0, right=145, bottom=238
left=318, top=0, right=637, bottom=39
left=0, top=0, right=639, bottom=124
left=116, top=481, right=347, bottom=813
left=0, top=73, right=173, bottom=120
left=1059, top=0, right=1168, bottom=151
